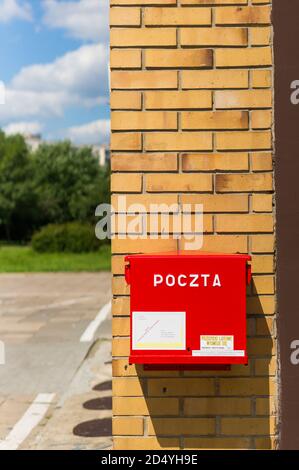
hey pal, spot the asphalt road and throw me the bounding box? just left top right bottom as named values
left=0, top=273, right=112, bottom=450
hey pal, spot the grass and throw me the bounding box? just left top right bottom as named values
left=0, top=244, right=111, bottom=273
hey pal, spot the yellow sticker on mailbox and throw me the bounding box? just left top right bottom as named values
left=200, top=335, right=234, bottom=351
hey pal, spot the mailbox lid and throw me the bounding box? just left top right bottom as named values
left=125, top=251, right=251, bottom=286
left=125, top=251, right=251, bottom=261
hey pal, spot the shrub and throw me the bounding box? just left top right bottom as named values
left=31, top=222, right=100, bottom=253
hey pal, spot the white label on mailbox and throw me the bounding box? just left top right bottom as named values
left=132, top=311, right=186, bottom=350
left=200, top=335, right=234, bottom=351
left=192, top=349, right=245, bottom=357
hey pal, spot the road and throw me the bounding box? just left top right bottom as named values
left=0, top=273, right=112, bottom=450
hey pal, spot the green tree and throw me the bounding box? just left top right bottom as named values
left=0, top=135, right=110, bottom=242
left=32, top=141, right=109, bottom=226
left=0, top=131, right=37, bottom=240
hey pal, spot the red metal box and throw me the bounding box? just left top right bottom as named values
left=125, top=251, right=251, bottom=367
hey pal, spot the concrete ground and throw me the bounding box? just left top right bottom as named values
left=0, top=273, right=112, bottom=450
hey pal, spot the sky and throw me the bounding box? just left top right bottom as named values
left=0, top=0, right=110, bottom=145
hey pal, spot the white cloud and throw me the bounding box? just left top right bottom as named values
left=0, top=89, right=73, bottom=120
left=42, top=0, right=108, bottom=43
left=66, top=119, right=110, bottom=144
left=12, top=43, right=108, bottom=97
left=0, top=43, right=109, bottom=123
left=0, top=0, right=32, bottom=23
left=3, top=121, right=43, bottom=136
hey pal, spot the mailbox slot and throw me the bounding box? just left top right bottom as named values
left=125, top=251, right=251, bottom=368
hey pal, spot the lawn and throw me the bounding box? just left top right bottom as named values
left=0, top=244, right=111, bottom=272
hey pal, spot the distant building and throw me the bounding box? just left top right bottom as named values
left=24, top=134, right=110, bottom=166
left=24, top=134, right=42, bottom=152
left=91, top=144, right=110, bottom=166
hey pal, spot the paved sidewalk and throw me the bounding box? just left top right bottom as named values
left=22, top=339, right=112, bottom=450
left=0, top=273, right=112, bottom=450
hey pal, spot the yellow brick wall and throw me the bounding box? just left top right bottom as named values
left=110, top=0, right=276, bottom=450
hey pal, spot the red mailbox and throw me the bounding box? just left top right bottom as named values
left=125, top=251, right=251, bottom=367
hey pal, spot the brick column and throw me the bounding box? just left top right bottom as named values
left=110, top=0, right=276, bottom=450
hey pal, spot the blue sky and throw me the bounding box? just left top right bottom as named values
left=0, top=0, right=109, bottom=144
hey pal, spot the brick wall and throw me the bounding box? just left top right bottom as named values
left=110, top=0, right=276, bottom=450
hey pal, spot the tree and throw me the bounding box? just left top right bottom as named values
left=32, top=141, right=109, bottom=226
left=0, top=132, right=37, bottom=240
left=0, top=136, right=110, bottom=241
